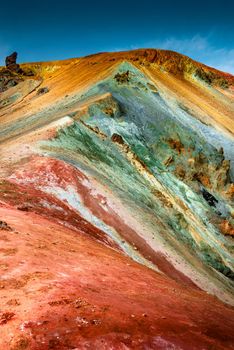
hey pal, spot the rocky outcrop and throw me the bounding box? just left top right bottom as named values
left=5, top=52, right=22, bottom=73
left=0, top=69, right=23, bottom=92
left=0, top=52, right=36, bottom=93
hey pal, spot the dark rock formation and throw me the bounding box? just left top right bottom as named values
left=5, top=52, right=17, bottom=66
left=201, top=188, right=218, bottom=207
left=5, top=52, right=22, bottom=73
left=0, top=52, right=28, bottom=92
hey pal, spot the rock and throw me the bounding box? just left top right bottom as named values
left=5, top=52, right=22, bottom=73
left=17, top=205, right=30, bottom=211
left=111, top=133, right=125, bottom=144
left=219, top=220, right=234, bottom=236
left=201, top=188, right=218, bottom=207
left=147, top=82, right=158, bottom=93
left=225, top=184, right=234, bottom=200
left=22, top=67, right=35, bottom=76
left=37, top=87, right=49, bottom=95
left=193, top=172, right=211, bottom=188
left=151, top=189, right=173, bottom=208
left=0, top=311, right=15, bottom=325
left=10, top=336, right=30, bottom=350
left=168, top=138, right=184, bottom=154
left=0, top=220, right=12, bottom=231
left=0, top=69, right=23, bottom=92
left=164, top=156, right=174, bottom=167
left=114, top=71, right=130, bottom=84
left=5, top=52, right=17, bottom=66
left=174, top=165, right=186, bottom=179
left=104, top=107, right=114, bottom=117
left=6, top=79, right=19, bottom=88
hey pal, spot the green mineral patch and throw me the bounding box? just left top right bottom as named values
left=38, top=61, right=234, bottom=285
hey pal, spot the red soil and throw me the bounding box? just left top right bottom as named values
left=0, top=159, right=119, bottom=251
left=0, top=203, right=234, bottom=350
left=6, top=156, right=197, bottom=288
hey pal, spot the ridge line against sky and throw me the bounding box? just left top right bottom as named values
left=109, top=34, right=234, bottom=74
left=0, top=0, right=233, bottom=74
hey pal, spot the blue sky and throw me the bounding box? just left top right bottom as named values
left=0, top=0, right=234, bottom=73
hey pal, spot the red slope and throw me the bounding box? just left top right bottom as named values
left=4, top=156, right=198, bottom=288
left=0, top=203, right=234, bottom=350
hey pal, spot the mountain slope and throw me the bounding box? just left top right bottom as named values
left=0, top=49, right=234, bottom=349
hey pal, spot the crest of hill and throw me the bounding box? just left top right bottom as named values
left=17, top=48, right=234, bottom=88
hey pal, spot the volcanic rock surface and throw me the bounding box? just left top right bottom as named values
left=0, top=49, right=234, bottom=349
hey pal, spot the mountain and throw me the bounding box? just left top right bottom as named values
left=0, top=49, right=234, bottom=349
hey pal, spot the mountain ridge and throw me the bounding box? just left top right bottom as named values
left=10, top=48, right=234, bottom=79
left=0, top=48, right=234, bottom=349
